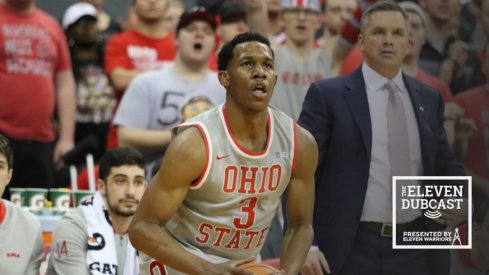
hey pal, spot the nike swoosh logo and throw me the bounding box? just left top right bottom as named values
left=216, top=155, right=230, bottom=160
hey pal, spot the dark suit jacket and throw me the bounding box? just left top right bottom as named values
left=298, top=67, right=466, bottom=275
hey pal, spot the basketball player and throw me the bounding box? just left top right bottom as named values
left=0, top=133, right=43, bottom=275
left=128, top=32, right=318, bottom=275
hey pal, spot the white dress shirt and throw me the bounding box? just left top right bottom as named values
left=360, top=63, right=422, bottom=223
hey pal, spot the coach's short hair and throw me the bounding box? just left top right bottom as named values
left=360, top=1, right=408, bottom=34
left=0, top=134, right=13, bottom=169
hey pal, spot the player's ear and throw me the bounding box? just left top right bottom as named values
left=97, top=179, right=106, bottom=196
left=218, top=71, right=230, bottom=88
left=6, top=169, right=12, bottom=185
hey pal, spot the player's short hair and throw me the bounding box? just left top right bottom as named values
left=0, top=134, right=13, bottom=169
left=217, top=32, right=274, bottom=71
left=98, top=147, right=145, bottom=182
left=360, top=1, right=408, bottom=34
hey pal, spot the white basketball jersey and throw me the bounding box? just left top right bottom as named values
left=142, top=104, right=296, bottom=271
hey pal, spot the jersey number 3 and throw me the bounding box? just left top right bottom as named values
left=233, top=197, right=258, bottom=229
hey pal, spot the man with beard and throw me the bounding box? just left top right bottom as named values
left=47, top=147, right=147, bottom=275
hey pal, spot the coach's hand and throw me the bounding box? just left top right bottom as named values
left=300, top=249, right=331, bottom=275
left=435, top=199, right=469, bottom=230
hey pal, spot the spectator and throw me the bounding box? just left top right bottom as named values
left=246, top=0, right=379, bottom=120
left=163, top=0, right=184, bottom=34
left=474, top=0, right=489, bottom=67
left=104, top=0, right=175, bottom=149
left=129, top=32, right=318, bottom=275
left=399, top=1, right=465, bottom=150
left=455, top=41, right=489, bottom=205
left=247, top=0, right=332, bottom=120
left=458, top=0, right=486, bottom=51
left=419, top=0, right=484, bottom=94
left=47, top=147, right=147, bottom=275
left=79, top=0, right=121, bottom=43
left=0, top=0, right=76, bottom=196
left=400, top=1, right=453, bottom=102
left=216, top=0, right=249, bottom=51
left=114, top=7, right=225, bottom=177
left=63, top=2, right=117, bottom=163
left=266, top=0, right=285, bottom=44
left=318, top=0, right=357, bottom=75
left=0, top=134, right=43, bottom=275
left=299, top=2, right=466, bottom=274
left=119, top=4, right=139, bottom=31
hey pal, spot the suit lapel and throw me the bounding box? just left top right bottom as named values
left=403, top=74, right=433, bottom=175
left=343, top=68, right=372, bottom=159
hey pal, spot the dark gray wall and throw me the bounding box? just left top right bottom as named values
left=36, top=0, right=130, bottom=21
left=36, top=0, right=197, bottom=22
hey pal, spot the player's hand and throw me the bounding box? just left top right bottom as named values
left=300, top=250, right=331, bottom=275
left=204, top=256, right=256, bottom=275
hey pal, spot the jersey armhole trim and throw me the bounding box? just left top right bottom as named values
left=185, top=122, right=212, bottom=190
left=291, top=121, right=298, bottom=173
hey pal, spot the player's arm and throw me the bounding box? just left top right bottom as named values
left=105, top=36, right=140, bottom=91
left=243, top=0, right=270, bottom=39
left=280, top=125, right=318, bottom=275
left=329, top=0, right=378, bottom=72
left=128, top=127, right=254, bottom=275
left=241, top=0, right=278, bottom=51
left=25, top=218, right=44, bottom=275
left=114, top=76, right=172, bottom=153
left=118, top=127, right=172, bottom=154
left=110, top=68, right=140, bottom=91
left=48, top=212, right=91, bottom=275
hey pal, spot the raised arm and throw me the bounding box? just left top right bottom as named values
left=280, top=125, right=318, bottom=275
left=330, top=0, right=378, bottom=72
left=105, top=36, right=140, bottom=91
left=242, top=0, right=271, bottom=42
left=128, top=127, right=253, bottom=275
